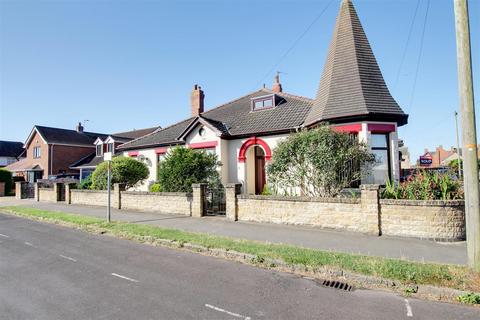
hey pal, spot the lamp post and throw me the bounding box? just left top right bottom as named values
left=104, top=152, right=112, bottom=223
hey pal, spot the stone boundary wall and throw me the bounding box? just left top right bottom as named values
left=38, top=187, right=57, bottom=203
left=379, top=199, right=465, bottom=241
left=121, top=191, right=192, bottom=215
left=237, top=195, right=365, bottom=232
left=70, top=189, right=108, bottom=207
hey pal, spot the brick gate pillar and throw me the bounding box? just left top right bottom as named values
left=191, top=183, right=207, bottom=218
left=225, top=183, right=242, bottom=221
left=15, top=182, right=25, bottom=199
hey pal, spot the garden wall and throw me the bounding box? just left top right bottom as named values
left=38, top=187, right=57, bottom=203
left=70, top=190, right=108, bottom=207
left=120, top=191, right=192, bottom=215
left=237, top=195, right=363, bottom=232
left=380, top=199, right=465, bottom=241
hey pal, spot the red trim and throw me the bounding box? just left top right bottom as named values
left=128, top=151, right=139, bottom=157
left=155, top=147, right=167, bottom=154
left=188, top=141, right=218, bottom=149
left=238, top=137, right=272, bottom=163
left=333, top=124, right=362, bottom=133
left=368, top=123, right=396, bottom=133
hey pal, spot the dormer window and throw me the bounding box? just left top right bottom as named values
left=96, top=144, right=103, bottom=157
left=251, top=94, right=275, bottom=111
left=107, top=143, right=114, bottom=153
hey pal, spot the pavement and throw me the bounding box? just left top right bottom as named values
left=1, top=213, right=479, bottom=320
left=0, top=197, right=467, bottom=265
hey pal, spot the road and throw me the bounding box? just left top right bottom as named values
left=0, top=213, right=478, bottom=320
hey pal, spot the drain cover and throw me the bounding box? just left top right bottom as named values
left=320, top=279, right=353, bottom=291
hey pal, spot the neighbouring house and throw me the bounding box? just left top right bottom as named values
left=5, top=123, right=159, bottom=183
left=418, top=145, right=458, bottom=168
left=117, top=0, right=408, bottom=193
left=0, top=141, right=24, bottom=167
left=70, top=126, right=159, bottom=181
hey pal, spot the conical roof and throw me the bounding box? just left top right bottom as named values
left=305, top=0, right=408, bottom=126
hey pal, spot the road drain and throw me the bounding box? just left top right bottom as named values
left=320, top=279, right=353, bottom=291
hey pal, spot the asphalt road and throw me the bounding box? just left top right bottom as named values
left=0, top=213, right=478, bottom=320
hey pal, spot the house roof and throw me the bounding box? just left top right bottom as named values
left=305, top=0, right=408, bottom=126
left=5, top=158, right=43, bottom=172
left=112, top=126, right=160, bottom=140
left=70, top=152, right=103, bottom=169
left=0, top=141, right=24, bottom=158
left=30, top=125, right=109, bottom=147
left=118, top=89, right=313, bottom=151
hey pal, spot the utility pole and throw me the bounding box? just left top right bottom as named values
left=454, top=111, right=462, bottom=178
left=454, top=0, right=480, bottom=271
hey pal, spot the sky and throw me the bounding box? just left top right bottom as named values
left=0, top=0, right=478, bottom=163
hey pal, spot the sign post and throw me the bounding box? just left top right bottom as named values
left=104, top=152, right=112, bottom=223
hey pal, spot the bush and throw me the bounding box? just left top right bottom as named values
left=0, top=169, right=13, bottom=195
left=382, top=170, right=463, bottom=200
left=149, top=183, right=162, bottom=192
left=157, top=147, right=220, bottom=192
left=91, top=156, right=149, bottom=190
left=77, top=175, right=92, bottom=190
left=457, top=292, right=480, bottom=304
left=267, top=126, right=375, bottom=197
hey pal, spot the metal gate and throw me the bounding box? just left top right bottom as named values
left=21, top=183, right=35, bottom=199
left=203, top=186, right=226, bottom=216
left=57, top=184, right=65, bottom=201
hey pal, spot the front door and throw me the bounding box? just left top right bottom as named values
left=254, top=147, right=266, bottom=195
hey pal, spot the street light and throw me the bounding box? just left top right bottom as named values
left=104, top=151, right=112, bottom=223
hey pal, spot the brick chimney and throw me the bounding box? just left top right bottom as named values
left=272, top=72, right=283, bottom=93
left=76, top=122, right=84, bottom=133
left=190, top=84, right=205, bottom=117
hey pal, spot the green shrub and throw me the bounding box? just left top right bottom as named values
left=457, top=292, right=480, bottom=304
left=382, top=170, right=463, bottom=200
left=149, top=183, right=162, bottom=192
left=0, top=169, right=13, bottom=195
left=157, top=147, right=220, bottom=192
left=91, top=156, right=149, bottom=190
left=77, top=175, right=92, bottom=190
left=267, top=125, right=374, bottom=197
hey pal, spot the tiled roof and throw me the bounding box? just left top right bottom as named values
left=34, top=126, right=108, bottom=146
left=70, top=152, right=103, bottom=169
left=118, top=89, right=312, bottom=150
left=0, top=141, right=24, bottom=158
left=113, top=127, right=160, bottom=140
left=305, top=0, right=408, bottom=126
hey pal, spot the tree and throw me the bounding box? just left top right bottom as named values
left=0, top=169, right=13, bottom=195
left=157, top=147, right=220, bottom=192
left=267, top=126, right=375, bottom=197
left=91, top=156, right=149, bottom=190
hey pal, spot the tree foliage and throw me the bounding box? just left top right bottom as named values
left=157, top=147, right=220, bottom=192
left=0, top=169, right=13, bottom=195
left=267, top=126, right=375, bottom=197
left=91, top=156, right=149, bottom=190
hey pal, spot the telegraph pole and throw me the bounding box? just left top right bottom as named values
left=454, top=0, right=480, bottom=271
left=454, top=111, right=462, bottom=178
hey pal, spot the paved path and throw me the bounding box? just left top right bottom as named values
left=0, top=197, right=467, bottom=265
left=1, top=214, right=478, bottom=320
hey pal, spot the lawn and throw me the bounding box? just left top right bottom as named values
left=1, top=205, right=479, bottom=295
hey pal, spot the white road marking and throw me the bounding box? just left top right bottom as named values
left=24, top=242, right=34, bottom=247
left=205, top=304, right=251, bottom=320
left=404, top=299, right=413, bottom=317
left=59, top=254, right=77, bottom=262
left=111, top=273, right=139, bottom=283
left=0, top=233, right=9, bottom=238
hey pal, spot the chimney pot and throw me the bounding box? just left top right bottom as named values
left=272, top=72, right=283, bottom=93
left=191, top=84, right=205, bottom=117
left=76, top=122, right=84, bottom=133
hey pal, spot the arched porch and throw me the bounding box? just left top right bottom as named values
left=237, top=137, right=272, bottom=194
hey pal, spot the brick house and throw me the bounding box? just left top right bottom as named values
left=118, top=0, right=408, bottom=193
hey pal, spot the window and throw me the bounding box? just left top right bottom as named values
left=96, top=144, right=103, bottom=157
left=157, top=153, right=166, bottom=164
left=33, top=146, right=41, bottom=158
left=371, top=134, right=390, bottom=184
left=251, top=95, right=275, bottom=111
left=107, top=143, right=114, bottom=153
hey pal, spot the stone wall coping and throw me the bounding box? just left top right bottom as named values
left=238, top=194, right=360, bottom=204
left=122, top=191, right=191, bottom=197
left=226, top=183, right=242, bottom=188
left=71, top=189, right=107, bottom=193
left=360, top=184, right=380, bottom=190
left=192, top=183, right=207, bottom=188
left=380, top=199, right=465, bottom=207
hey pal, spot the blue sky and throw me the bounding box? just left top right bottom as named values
left=0, top=0, right=478, bottom=162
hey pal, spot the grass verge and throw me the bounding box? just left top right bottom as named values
left=1, top=205, right=479, bottom=295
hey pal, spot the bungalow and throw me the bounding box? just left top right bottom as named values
left=117, top=0, right=408, bottom=193
left=0, top=141, right=24, bottom=168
